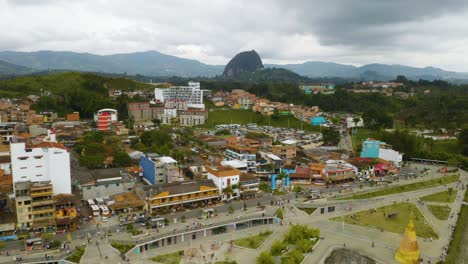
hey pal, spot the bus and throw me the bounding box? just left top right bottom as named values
left=90, top=205, right=100, bottom=217
left=26, top=238, right=42, bottom=251
left=100, top=205, right=110, bottom=216
left=87, top=199, right=96, bottom=207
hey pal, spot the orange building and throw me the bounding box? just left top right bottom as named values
left=66, top=112, right=80, bottom=121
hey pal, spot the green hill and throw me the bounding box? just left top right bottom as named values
left=0, top=72, right=152, bottom=118
left=0, top=59, right=32, bottom=76
left=236, top=67, right=308, bottom=83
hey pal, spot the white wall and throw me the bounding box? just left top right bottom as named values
left=11, top=142, right=71, bottom=195
left=346, top=117, right=364, bottom=128
left=379, top=148, right=403, bottom=167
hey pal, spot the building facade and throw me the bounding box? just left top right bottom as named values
left=11, top=141, right=71, bottom=195
left=94, top=108, right=118, bottom=132
left=206, top=166, right=240, bottom=200
left=155, top=82, right=205, bottom=109
left=140, top=153, right=180, bottom=184
left=179, top=110, right=207, bottom=126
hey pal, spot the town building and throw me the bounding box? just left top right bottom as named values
left=272, top=144, right=296, bottom=160
left=239, top=173, right=259, bottom=199
left=179, top=110, right=208, bottom=126
left=94, top=108, right=118, bottom=132
left=11, top=139, right=71, bottom=195
left=146, top=180, right=220, bottom=213
left=74, top=168, right=136, bottom=200
left=360, top=138, right=403, bottom=167
left=127, top=102, right=164, bottom=123
left=15, top=181, right=56, bottom=231
left=206, top=166, right=240, bottom=200
left=226, top=89, right=257, bottom=109
left=345, top=117, right=364, bottom=129
left=66, top=112, right=80, bottom=121
left=139, top=153, right=181, bottom=185
left=108, top=192, right=145, bottom=214
left=154, top=82, right=206, bottom=109
left=299, top=83, right=335, bottom=94
left=54, top=194, right=79, bottom=232
left=225, top=144, right=257, bottom=172
left=310, top=116, right=327, bottom=126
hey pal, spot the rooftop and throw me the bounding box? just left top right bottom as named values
left=206, top=166, right=240, bottom=177
left=146, top=179, right=218, bottom=197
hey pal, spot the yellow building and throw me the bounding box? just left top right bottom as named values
left=148, top=180, right=220, bottom=213
left=395, top=215, right=420, bottom=264
left=54, top=194, right=79, bottom=232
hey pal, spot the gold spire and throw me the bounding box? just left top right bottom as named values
left=395, top=213, right=420, bottom=264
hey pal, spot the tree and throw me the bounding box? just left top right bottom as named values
left=215, top=129, right=231, bottom=136
left=322, top=127, right=340, bottom=146
left=295, top=238, right=313, bottom=253
left=114, top=152, right=133, bottom=167
left=271, top=108, right=280, bottom=121
left=256, top=251, right=274, bottom=264
left=270, top=240, right=288, bottom=256
left=458, top=128, right=468, bottom=156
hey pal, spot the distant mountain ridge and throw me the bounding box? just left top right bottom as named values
left=0, top=59, right=32, bottom=75
left=1, top=50, right=467, bottom=82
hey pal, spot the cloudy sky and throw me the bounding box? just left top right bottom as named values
left=2, top=0, right=468, bottom=71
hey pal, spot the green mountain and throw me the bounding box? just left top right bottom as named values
left=0, top=72, right=152, bottom=118
left=237, top=67, right=308, bottom=82
left=223, top=50, right=264, bottom=78
left=0, top=59, right=32, bottom=75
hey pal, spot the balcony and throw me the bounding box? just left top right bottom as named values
left=150, top=194, right=220, bottom=209
left=30, top=191, right=52, bottom=197
left=31, top=199, right=54, bottom=206
left=32, top=207, right=55, bottom=215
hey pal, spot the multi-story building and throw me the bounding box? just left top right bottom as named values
left=139, top=153, right=180, bottom=184
left=154, top=82, right=206, bottom=109
left=179, top=110, right=208, bottom=126
left=15, top=181, right=56, bottom=231
left=127, top=102, right=164, bottom=122
left=299, top=83, right=335, bottom=94
left=54, top=194, right=78, bottom=232
left=272, top=145, right=296, bottom=160
left=239, top=173, right=259, bottom=199
left=147, top=180, right=220, bottom=213
left=206, top=166, right=240, bottom=200
left=94, top=109, right=118, bottom=132
left=360, top=138, right=403, bottom=167
left=226, top=89, right=257, bottom=109
left=11, top=140, right=71, bottom=195
left=74, top=168, right=136, bottom=200
left=225, top=145, right=257, bottom=172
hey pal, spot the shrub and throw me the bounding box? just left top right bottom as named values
left=270, top=240, right=288, bottom=256
left=256, top=251, right=274, bottom=264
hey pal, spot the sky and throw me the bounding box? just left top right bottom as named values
left=1, top=0, right=468, bottom=71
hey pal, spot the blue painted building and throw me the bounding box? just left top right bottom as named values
left=310, top=116, right=327, bottom=126
left=139, top=154, right=156, bottom=184
left=360, top=139, right=382, bottom=158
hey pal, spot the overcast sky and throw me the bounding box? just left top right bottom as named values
left=2, top=0, right=468, bottom=71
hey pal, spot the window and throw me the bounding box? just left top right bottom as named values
left=24, top=201, right=30, bottom=205
left=87, top=186, right=91, bottom=190
left=18, top=202, right=23, bottom=206
left=116, top=183, right=120, bottom=187
left=105, top=184, right=109, bottom=188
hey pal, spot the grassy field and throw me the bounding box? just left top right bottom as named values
left=420, top=190, right=457, bottom=203
left=427, top=205, right=451, bottom=220
left=65, top=246, right=86, bottom=263
left=331, top=203, right=439, bottom=239
left=297, top=207, right=317, bottom=215
left=443, top=204, right=468, bottom=263
left=232, top=230, right=273, bottom=249
left=201, top=109, right=320, bottom=132
left=340, top=174, right=460, bottom=200
left=350, top=128, right=377, bottom=152
left=110, top=242, right=134, bottom=254
left=151, top=251, right=184, bottom=264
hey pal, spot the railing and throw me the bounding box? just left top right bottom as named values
left=151, top=195, right=220, bottom=208
left=30, top=191, right=53, bottom=197
left=109, top=212, right=278, bottom=247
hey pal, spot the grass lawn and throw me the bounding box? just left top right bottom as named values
left=297, top=207, right=317, bottom=215
left=65, top=246, right=86, bottom=263
left=151, top=251, right=184, bottom=264
left=201, top=109, right=320, bottom=132
left=232, top=230, right=273, bottom=249
left=351, top=128, right=377, bottom=153
left=331, top=202, right=439, bottom=239
left=340, top=174, right=460, bottom=200
left=427, top=205, right=452, bottom=220
left=444, top=205, right=468, bottom=263
left=420, top=190, right=457, bottom=203
left=111, top=242, right=135, bottom=254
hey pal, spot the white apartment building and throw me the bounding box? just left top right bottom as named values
left=11, top=141, right=71, bottom=195
left=206, top=166, right=240, bottom=200
left=154, top=82, right=206, bottom=109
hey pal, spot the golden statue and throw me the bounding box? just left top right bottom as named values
left=395, top=213, right=420, bottom=264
